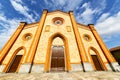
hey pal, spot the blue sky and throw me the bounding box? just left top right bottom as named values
left=0, top=0, right=120, bottom=49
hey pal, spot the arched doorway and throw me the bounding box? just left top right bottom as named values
left=50, top=37, right=65, bottom=72
left=89, top=48, right=104, bottom=71
left=91, top=54, right=103, bottom=71
left=7, top=48, right=24, bottom=73
left=45, top=33, right=71, bottom=72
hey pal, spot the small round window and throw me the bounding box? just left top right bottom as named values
left=52, top=17, right=64, bottom=25
left=22, top=33, right=32, bottom=41
left=54, top=20, right=62, bottom=25
left=83, top=34, right=92, bottom=41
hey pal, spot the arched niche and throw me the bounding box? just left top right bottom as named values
left=88, top=47, right=105, bottom=71
left=5, top=47, right=26, bottom=73
left=52, top=37, right=64, bottom=46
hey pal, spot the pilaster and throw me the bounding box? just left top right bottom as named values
left=69, top=11, right=93, bottom=71
left=88, top=24, right=120, bottom=71
left=23, top=10, right=48, bottom=73
left=69, top=11, right=88, bottom=62
left=88, top=24, right=116, bottom=62
left=0, top=22, right=26, bottom=64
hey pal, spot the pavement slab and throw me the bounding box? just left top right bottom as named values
left=0, top=71, right=120, bottom=80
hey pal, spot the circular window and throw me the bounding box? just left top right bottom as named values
left=83, top=34, right=92, bottom=41
left=52, top=17, right=64, bottom=25
left=22, top=33, right=32, bottom=41
left=54, top=20, right=62, bottom=25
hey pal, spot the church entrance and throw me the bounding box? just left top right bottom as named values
left=7, top=55, right=22, bottom=73
left=91, top=55, right=103, bottom=71
left=51, top=46, right=65, bottom=72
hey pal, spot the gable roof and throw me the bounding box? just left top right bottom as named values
left=48, top=10, right=69, bottom=15
left=110, top=46, right=120, bottom=52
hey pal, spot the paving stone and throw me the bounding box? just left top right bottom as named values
left=0, top=72, right=120, bottom=80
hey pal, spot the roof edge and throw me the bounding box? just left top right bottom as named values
left=48, top=10, right=69, bottom=15
left=110, top=46, right=120, bottom=51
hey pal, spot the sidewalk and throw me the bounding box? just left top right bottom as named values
left=0, top=71, right=120, bottom=80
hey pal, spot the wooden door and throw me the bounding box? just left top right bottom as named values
left=91, top=55, right=103, bottom=71
left=8, top=55, right=22, bottom=73
left=51, top=46, right=65, bottom=71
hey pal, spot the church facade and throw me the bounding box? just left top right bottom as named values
left=0, top=10, right=119, bottom=73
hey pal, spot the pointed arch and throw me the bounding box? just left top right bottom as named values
left=44, top=32, right=71, bottom=72
left=88, top=47, right=107, bottom=71
left=4, top=46, right=26, bottom=73
left=52, top=37, right=64, bottom=45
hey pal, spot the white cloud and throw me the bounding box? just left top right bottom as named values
left=51, top=0, right=66, bottom=6
left=43, top=0, right=82, bottom=11
left=95, top=12, right=120, bottom=37
left=30, top=0, right=37, bottom=5
left=0, top=0, right=40, bottom=49
left=75, top=0, right=106, bottom=24
left=42, top=0, right=106, bottom=24
left=0, top=13, right=19, bottom=29
left=10, top=0, right=36, bottom=22
left=44, top=0, right=49, bottom=5
left=0, top=3, right=2, bottom=9
left=110, top=0, right=120, bottom=13
left=0, top=13, right=21, bottom=48
left=75, top=2, right=96, bottom=24
left=97, top=13, right=110, bottom=22
left=43, top=0, right=86, bottom=24
left=80, top=3, right=94, bottom=23
left=58, top=0, right=66, bottom=6
left=95, top=0, right=106, bottom=14
left=63, top=0, right=82, bottom=11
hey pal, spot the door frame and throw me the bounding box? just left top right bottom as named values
left=44, top=32, right=71, bottom=72
left=50, top=45, right=66, bottom=71
left=88, top=47, right=107, bottom=71
left=91, top=54, right=103, bottom=71
left=7, top=55, right=23, bottom=73
left=3, top=47, right=26, bottom=73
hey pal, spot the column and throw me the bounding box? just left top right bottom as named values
left=89, top=24, right=120, bottom=71
left=69, top=11, right=94, bottom=71
left=0, top=22, right=26, bottom=73
left=18, top=10, right=48, bottom=73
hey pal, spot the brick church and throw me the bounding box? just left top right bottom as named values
left=0, top=10, right=119, bottom=73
